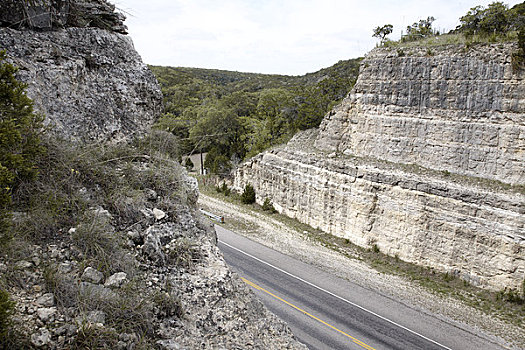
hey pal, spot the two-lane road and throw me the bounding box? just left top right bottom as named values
left=216, top=225, right=507, bottom=350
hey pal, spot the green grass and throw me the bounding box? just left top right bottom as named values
left=0, top=130, right=189, bottom=347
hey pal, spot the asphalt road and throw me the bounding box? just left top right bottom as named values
left=216, top=225, right=507, bottom=350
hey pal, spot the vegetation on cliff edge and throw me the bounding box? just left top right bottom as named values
left=374, top=1, right=524, bottom=58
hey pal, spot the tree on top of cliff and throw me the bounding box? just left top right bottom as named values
left=458, top=1, right=523, bottom=36
left=402, top=16, right=436, bottom=42
left=373, top=24, right=394, bottom=43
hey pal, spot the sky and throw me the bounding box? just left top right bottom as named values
left=115, top=0, right=523, bottom=75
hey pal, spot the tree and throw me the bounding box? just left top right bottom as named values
left=373, top=24, right=393, bottom=43
left=458, top=2, right=517, bottom=36
left=0, top=50, right=44, bottom=238
left=479, top=2, right=509, bottom=34
left=403, top=16, right=435, bottom=42
left=459, top=5, right=486, bottom=35
left=241, top=184, right=256, bottom=204
left=183, top=156, right=194, bottom=171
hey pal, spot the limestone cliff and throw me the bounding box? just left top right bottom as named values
left=234, top=43, right=525, bottom=292
left=0, top=1, right=305, bottom=348
left=0, top=0, right=162, bottom=141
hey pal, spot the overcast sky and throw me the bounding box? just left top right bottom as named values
left=115, top=0, right=522, bottom=75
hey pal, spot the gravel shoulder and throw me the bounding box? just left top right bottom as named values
left=199, top=192, right=525, bottom=350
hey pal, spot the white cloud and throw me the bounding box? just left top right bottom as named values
left=116, top=0, right=523, bottom=75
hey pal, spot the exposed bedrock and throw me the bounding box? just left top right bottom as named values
left=316, top=44, right=524, bottom=185
left=234, top=43, right=525, bottom=292
left=0, top=0, right=162, bottom=141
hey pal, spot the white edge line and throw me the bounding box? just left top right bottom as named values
left=219, top=239, right=454, bottom=350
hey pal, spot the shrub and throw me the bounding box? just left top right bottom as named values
left=152, top=291, right=184, bottom=319
left=0, top=50, right=45, bottom=240
left=184, top=157, right=194, bottom=171
left=216, top=182, right=231, bottom=196
left=167, top=237, right=201, bottom=270
left=0, top=289, right=14, bottom=339
left=241, top=184, right=256, bottom=204
left=262, top=198, right=276, bottom=213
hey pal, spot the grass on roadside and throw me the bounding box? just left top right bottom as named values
left=197, top=175, right=525, bottom=328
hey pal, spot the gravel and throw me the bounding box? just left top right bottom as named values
left=199, top=193, right=525, bottom=349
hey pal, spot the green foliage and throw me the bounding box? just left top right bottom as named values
left=150, top=59, right=361, bottom=175
left=262, top=198, right=276, bottom=213
left=184, top=157, right=194, bottom=171
left=240, top=184, right=256, bottom=204
left=0, top=51, right=44, bottom=240
left=204, top=147, right=232, bottom=175
left=373, top=24, right=393, bottom=43
left=458, top=2, right=523, bottom=36
left=402, top=16, right=436, bottom=42
left=216, top=182, right=231, bottom=196
left=0, top=289, right=14, bottom=340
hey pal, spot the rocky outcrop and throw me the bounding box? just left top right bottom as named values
left=5, top=183, right=304, bottom=349
left=0, top=1, right=306, bottom=348
left=0, top=0, right=127, bottom=33
left=0, top=0, right=161, bottom=142
left=316, top=44, right=525, bottom=185
left=234, top=43, right=525, bottom=292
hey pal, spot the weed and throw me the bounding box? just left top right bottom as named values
left=167, top=237, right=201, bottom=270
left=152, top=290, right=184, bottom=318
left=0, top=289, right=14, bottom=339
left=43, top=265, right=79, bottom=309
left=73, top=324, right=120, bottom=349
left=216, top=182, right=231, bottom=196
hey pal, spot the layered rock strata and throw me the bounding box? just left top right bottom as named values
left=234, top=43, right=525, bottom=292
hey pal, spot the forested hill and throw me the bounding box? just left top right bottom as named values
left=149, top=58, right=361, bottom=174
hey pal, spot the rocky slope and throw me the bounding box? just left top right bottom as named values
left=234, top=43, right=525, bottom=293
left=0, top=0, right=306, bottom=348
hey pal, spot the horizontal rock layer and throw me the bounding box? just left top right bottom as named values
left=0, top=26, right=162, bottom=141
left=235, top=43, right=525, bottom=292
left=316, top=44, right=525, bottom=185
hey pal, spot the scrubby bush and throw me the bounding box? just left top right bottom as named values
left=0, top=50, right=44, bottom=240
left=0, top=289, right=14, bottom=340
left=241, top=184, right=256, bottom=204
left=262, top=198, right=276, bottom=213
left=215, top=182, right=231, bottom=196
left=184, top=157, right=194, bottom=171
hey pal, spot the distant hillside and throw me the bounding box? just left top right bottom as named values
left=149, top=58, right=362, bottom=174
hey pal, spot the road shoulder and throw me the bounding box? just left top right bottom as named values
left=199, top=193, right=524, bottom=349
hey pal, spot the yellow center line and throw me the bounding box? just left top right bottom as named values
left=241, top=277, right=377, bottom=350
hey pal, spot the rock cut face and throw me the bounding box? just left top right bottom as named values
left=315, top=44, right=525, bottom=186
left=234, top=43, right=525, bottom=292
left=0, top=0, right=162, bottom=141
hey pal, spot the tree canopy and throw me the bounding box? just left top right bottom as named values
left=150, top=58, right=361, bottom=174
left=373, top=24, right=393, bottom=43
left=458, top=1, right=524, bottom=35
